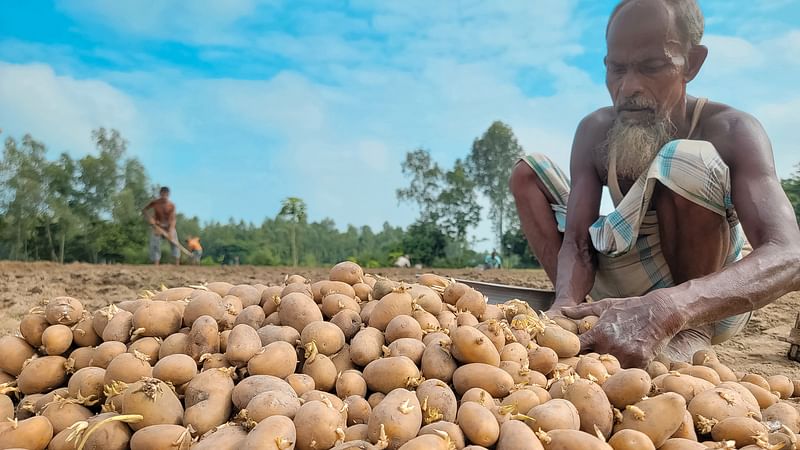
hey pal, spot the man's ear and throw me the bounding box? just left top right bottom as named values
left=684, top=45, right=708, bottom=82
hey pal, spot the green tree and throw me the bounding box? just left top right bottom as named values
left=467, top=121, right=524, bottom=248
left=782, top=166, right=800, bottom=225
left=402, top=220, right=447, bottom=266
left=438, top=158, right=481, bottom=240
left=279, top=197, right=307, bottom=267
left=396, top=148, right=444, bottom=222
left=0, top=135, right=48, bottom=260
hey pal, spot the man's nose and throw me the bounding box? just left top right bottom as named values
left=619, top=71, right=645, bottom=99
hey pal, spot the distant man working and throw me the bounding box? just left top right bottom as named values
left=186, top=236, right=203, bottom=265
left=510, top=0, right=800, bottom=368
left=142, top=186, right=180, bottom=266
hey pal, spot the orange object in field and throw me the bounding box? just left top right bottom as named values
left=186, top=237, right=202, bottom=252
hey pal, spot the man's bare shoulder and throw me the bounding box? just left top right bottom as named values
left=574, top=108, right=615, bottom=178
left=576, top=107, right=615, bottom=143
left=697, top=101, right=772, bottom=165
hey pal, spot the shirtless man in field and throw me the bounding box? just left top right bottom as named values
left=510, top=0, right=800, bottom=368
left=142, top=186, right=180, bottom=266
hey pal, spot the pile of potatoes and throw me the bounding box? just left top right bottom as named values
left=0, top=260, right=799, bottom=450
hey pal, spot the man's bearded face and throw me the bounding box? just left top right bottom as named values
left=607, top=94, right=675, bottom=180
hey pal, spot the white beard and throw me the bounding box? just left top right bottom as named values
left=607, top=115, right=675, bottom=180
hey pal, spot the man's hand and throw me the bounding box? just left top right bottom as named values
left=559, top=291, right=687, bottom=368
left=544, top=297, right=579, bottom=319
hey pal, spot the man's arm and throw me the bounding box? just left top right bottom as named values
left=668, top=112, right=800, bottom=326
left=552, top=114, right=604, bottom=308
left=141, top=200, right=156, bottom=225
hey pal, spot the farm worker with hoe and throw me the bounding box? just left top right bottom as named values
left=510, top=0, right=800, bottom=368
left=142, top=186, right=181, bottom=266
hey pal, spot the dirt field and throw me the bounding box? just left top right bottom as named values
left=1, top=261, right=798, bottom=377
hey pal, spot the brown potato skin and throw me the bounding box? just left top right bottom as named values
left=278, top=292, right=323, bottom=333
left=243, top=415, right=296, bottom=450
left=536, top=325, right=580, bottom=358
left=247, top=341, right=297, bottom=378
left=452, top=363, right=515, bottom=398
left=497, top=419, right=544, bottom=450
left=183, top=368, right=235, bottom=436
left=525, top=398, right=580, bottom=432
left=607, top=429, right=655, bottom=450
left=132, top=301, right=183, bottom=338
left=20, top=313, right=49, bottom=348
left=564, top=378, right=614, bottom=438
left=711, top=416, right=767, bottom=447
left=91, top=341, right=127, bottom=369
left=192, top=425, right=248, bottom=450
left=540, top=429, right=613, bottom=449
left=122, top=378, right=184, bottom=431
left=350, top=326, right=385, bottom=367
left=363, top=356, right=420, bottom=394
left=602, top=368, right=651, bottom=409
left=658, top=439, right=707, bottom=450
left=17, top=355, right=67, bottom=394
left=367, top=388, right=422, bottom=450
left=187, top=315, right=220, bottom=361
left=613, top=392, right=686, bottom=448
left=457, top=401, right=499, bottom=448
left=295, top=399, right=347, bottom=450
left=67, top=366, right=106, bottom=403
left=153, top=353, right=197, bottom=386
left=450, top=326, right=501, bottom=366
left=421, top=342, right=458, bottom=384
left=102, top=309, right=134, bottom=343
left=130, top=424, right=192, bottom=450
left=0, top=336, right=36, bottom=376
left=415, top=379, right=458, bottom=423
left=0, top=416, right=53, bottom=450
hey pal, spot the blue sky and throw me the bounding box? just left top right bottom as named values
left=1, top=0, right=798, bottom=250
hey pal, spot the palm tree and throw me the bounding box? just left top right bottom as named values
left=278, top=197, right=307, bottom=267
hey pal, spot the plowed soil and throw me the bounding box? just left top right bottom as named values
left=1, top=261, right=797, bottom=377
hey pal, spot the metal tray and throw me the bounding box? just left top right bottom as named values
left=454, top=278, right=555, bottom=311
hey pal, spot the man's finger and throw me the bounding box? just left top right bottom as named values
left=560, top=301, right=609, bottom=319
left=578, top=327, right=598, bottom=353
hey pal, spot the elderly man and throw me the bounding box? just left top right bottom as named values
left=510, top=0, right=800, bottom=368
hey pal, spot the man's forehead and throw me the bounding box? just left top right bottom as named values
left=607, top=0, right=682, bottom=59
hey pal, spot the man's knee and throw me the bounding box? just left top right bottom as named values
left=655, top=182, right=725, bottom=223
left=509, top=157, right=554, bottom=204
left=509, top=160, right=534, bottom=196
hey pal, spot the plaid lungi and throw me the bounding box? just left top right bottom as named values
left=521, top=139, right=751, bottom=344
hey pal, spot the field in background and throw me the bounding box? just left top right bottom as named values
left=1, top=261, right=797, bottom=378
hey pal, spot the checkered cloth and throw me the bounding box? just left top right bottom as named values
left=521, top=139, right=751, bottom=343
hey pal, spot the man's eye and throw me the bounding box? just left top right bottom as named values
left=641, top=64, right=665, bottom=74
left=610, top=65, right=626, bottom=75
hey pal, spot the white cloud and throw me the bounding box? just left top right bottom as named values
left=0, top=62, right=140, bottom=155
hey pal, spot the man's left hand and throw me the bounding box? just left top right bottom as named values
left=559, top=291, right=687, bottom=368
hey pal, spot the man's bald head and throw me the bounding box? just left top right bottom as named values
left=608, top=0, right=704, bottom=51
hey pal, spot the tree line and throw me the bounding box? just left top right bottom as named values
left=0, top=126, right=521, bottom=267
left=2, top=125, right=797, bottom=268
